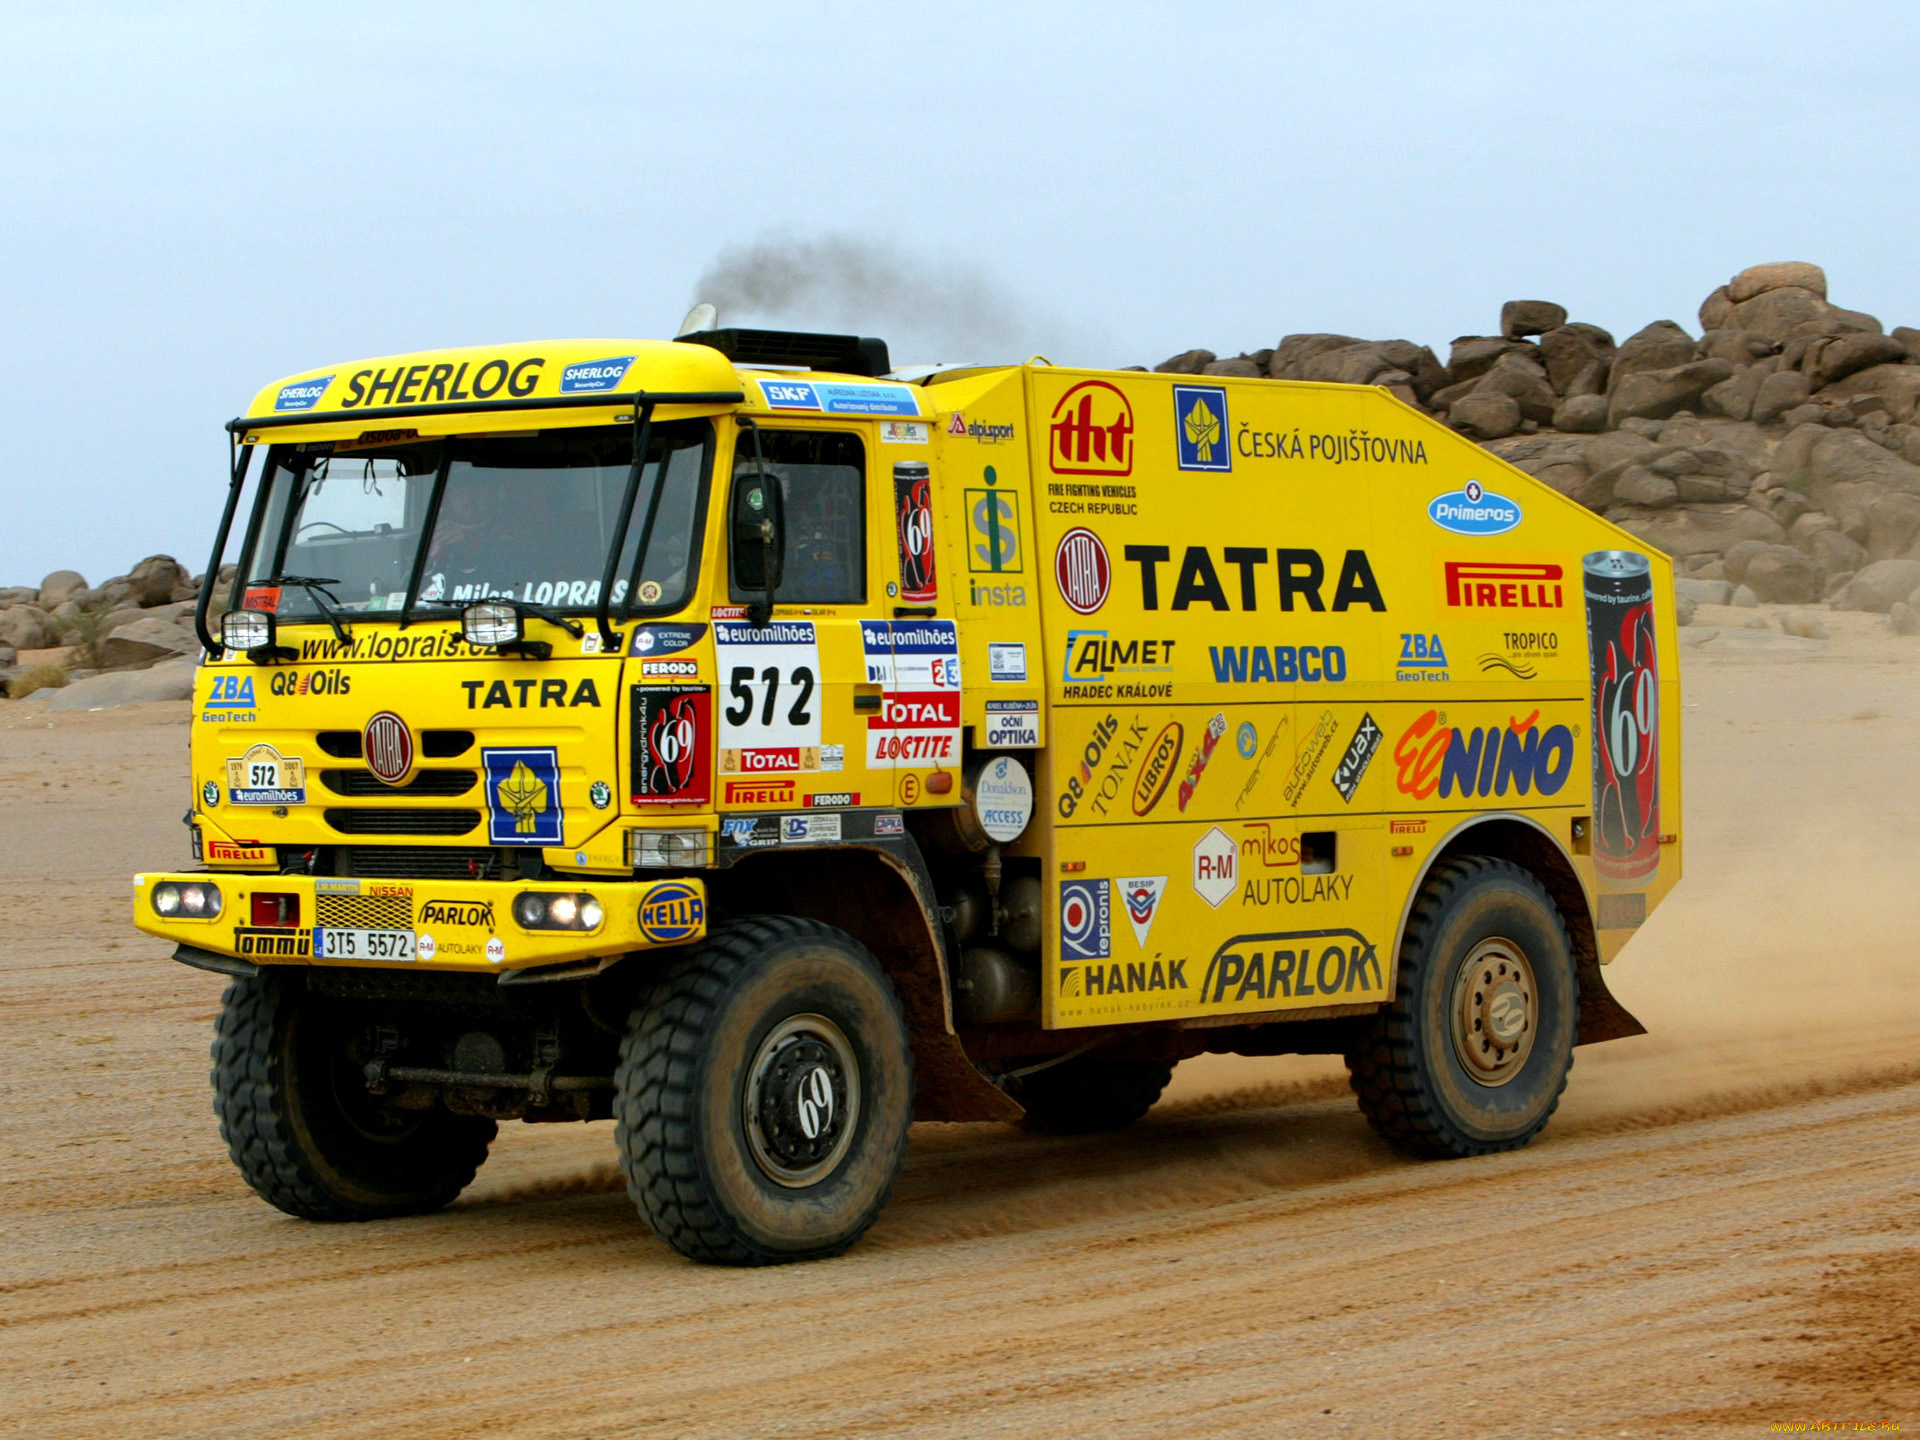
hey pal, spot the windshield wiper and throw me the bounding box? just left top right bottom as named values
left=414, top=598, right=585, bottom=639
left=253, top=575, right=353, bottom=645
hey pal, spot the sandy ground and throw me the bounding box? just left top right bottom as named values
left=4, top=604, right=1919, bottom=1438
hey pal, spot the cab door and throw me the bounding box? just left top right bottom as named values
left=716, top=422, right=891, bottom=827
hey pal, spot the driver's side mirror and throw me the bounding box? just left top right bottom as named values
left=731, top=467, right=785, bottom=622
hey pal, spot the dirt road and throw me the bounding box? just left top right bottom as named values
left=4, top=609, right=1918, bottom=1437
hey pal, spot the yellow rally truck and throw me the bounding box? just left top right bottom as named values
left=134, top=327, right=1677, bottom=1264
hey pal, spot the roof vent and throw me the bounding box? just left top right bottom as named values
left=675, top=327, right=891, bottom=378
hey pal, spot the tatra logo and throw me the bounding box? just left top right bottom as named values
left=1049, top=380, right=1134, bottom=476
left=1125, top=546, right=1386, bottom=612
left=1054, top=528, right=1112, bottom=614
left=1444, top=561, right=1565, bottom=610
left=462, top=678, right=602, bottom=709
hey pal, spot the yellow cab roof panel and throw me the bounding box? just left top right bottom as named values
left=237, top=339, right=932, bottom=443
left=237, top=339, right=745, bottom=442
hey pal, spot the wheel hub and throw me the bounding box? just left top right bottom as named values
left=744, top=1014, right=860, bottom=1188
left=1450, top=938, right=1537, bottom=1087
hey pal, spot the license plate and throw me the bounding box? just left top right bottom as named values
left=314, top=927, right=415, bottom=961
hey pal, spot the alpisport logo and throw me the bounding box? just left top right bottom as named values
left=1060, top=879, right=1112, bottom=960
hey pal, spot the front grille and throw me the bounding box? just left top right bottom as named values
left=316, top=730, right=474, bottom=759
left=342, top=846, right=499, bottom=880
left=315, top=893, right=414, bottom=929
left=321, top=768, right=478, bottom=798
left=324, top=808, right=482, bottom=836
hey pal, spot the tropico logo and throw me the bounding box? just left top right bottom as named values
left=1054, top=528, right=1111, bottom=615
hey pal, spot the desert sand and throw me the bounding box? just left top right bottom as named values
left=3, top=605, right=1917, bottom=1437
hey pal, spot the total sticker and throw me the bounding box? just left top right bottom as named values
left=485, top=937, right=505, bottom=964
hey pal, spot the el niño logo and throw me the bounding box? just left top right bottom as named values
left=1392, top=709, right=1575, bottom=801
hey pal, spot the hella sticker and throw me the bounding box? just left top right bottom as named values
left=274, top=376, right=333, bottom=412
left=1429, top=480, right=1521, bottom=536
left=559, top=356, right=635, bottom=394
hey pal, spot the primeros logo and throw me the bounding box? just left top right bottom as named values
left=1428, top=480, right=1522, bottom=536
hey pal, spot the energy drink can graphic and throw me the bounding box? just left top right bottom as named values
left=1584, top=550, right=1659, bottom=885
left=894, top=461, right=937, bottom=603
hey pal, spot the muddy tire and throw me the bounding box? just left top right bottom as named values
left=614, top=917, right=914, bottom=1266
left=1014, top=1057, right=1176, bottom=1135
left=211, top=969, right=495, bottom=1220
left=1345, top=856, right=1577, bottom=1158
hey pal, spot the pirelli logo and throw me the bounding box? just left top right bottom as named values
left=1443, top=561, right=1564, bottom=610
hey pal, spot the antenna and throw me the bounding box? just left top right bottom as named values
left=677, top=302, right=717, bottom=337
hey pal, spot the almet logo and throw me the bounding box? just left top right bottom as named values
left=1392, top=708, right=1577, bottom=801
left=1049, top=380, right=1134, bottom=476
left=1444, top=561, right=1565, bottom=610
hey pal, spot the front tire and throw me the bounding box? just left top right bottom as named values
left=1344, top=856, right=1578, bottom=1158
left=211, top=970, right=495, bottom=1220
left=614, top=917, right=914, bottom=1265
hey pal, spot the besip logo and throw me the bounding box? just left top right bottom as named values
left=1055, top=528, right=1111, bottom=615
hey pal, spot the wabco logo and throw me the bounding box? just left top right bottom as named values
left=1392, top=708, right=1577, bottom=801
left=274, top=376, right=333, bottom=412
left=559, top=356, right=635, bottom=393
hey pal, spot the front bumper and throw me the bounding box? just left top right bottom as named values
left=132, top=871, right=706, bottom=973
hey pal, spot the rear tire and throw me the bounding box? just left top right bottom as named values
left=1014, top=1056, right=1175, bottom=1135
left=1344, top=856, right=1577, bottom=1158
left=614, top=917, right=915, bottom=1266
left=211, top=969, right=495, bottom=1220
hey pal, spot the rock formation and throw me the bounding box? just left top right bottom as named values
left=1154, top=262, right=1920, bottom=617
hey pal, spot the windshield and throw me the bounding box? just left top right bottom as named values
left=235, top=422, right=713, bottom=621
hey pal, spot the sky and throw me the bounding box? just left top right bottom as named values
left=4, top=0, right=1919, bottom=584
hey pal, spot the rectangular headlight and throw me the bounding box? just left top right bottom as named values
left=463, top=601, right=522, bottom=648
left=221, top=610, right=274, bottom=652
left=629, top=828, right=710, bottom=869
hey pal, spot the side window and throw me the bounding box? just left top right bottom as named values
left=730, top=428, right=866, bottom=604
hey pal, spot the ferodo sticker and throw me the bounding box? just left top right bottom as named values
left=226, top=744, right=306, bottom=806
left=862, top=620, right=962, bottom=770
left=715, top=621, right=822, bottom=774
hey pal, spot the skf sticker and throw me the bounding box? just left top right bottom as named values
left=638, top=882, right=706, bottom=943
left=226, top=744, right=306, bottom=806
left=1173, top=385, right=1231, bottom=472
left=482, top=746, right=564, bottom=845
left=1060, top=879, right=1111, bottom=961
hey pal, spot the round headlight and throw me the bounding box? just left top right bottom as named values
left=513, top=892, right=548, bottom=928
left=153, top=883, right=182, bottom=916
left=578, top=897, right=604, bottom=930
left=548, top=894, right=579, bottom=928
